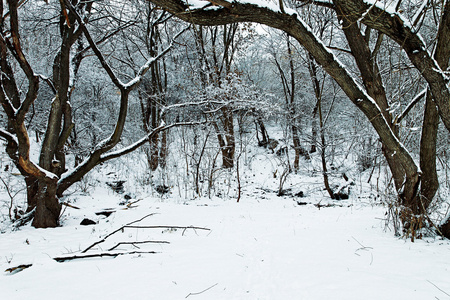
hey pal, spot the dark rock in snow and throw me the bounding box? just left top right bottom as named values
left=80, top=218, right=96, bottom=226
left=95, top=211, right=115, bottom=217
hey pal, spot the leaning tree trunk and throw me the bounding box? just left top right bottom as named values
left=307, top=54, right=333, bottom=198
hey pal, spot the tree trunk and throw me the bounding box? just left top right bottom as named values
left=419, top=93, right=439, bottom=207
left=218, top=106, right=235, bottom=169
left=31, top=179, right=61, bottom=228
left=255, top=116, right=269, bottom=147
left=318, top=89, right=333, bottom=199
left=310, top=102, right=318, bottom=153
left=292, top=124, right=301, bottom=172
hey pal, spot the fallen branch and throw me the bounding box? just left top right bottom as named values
left=82, top=213, right=210, bottom=253
left=62, top=202, right=81, bottom=209
left=53, top=251, right=158, bottom=262
left=108, top=240, right=170, bottom=251
left=4, top=264, right=32, bottom=274
left=82, top=213, right=157, bottom=253
left=12, top=208, right=35, bottom=228
left=314, top=201, right=353, bottom=209
left=124, top=225, right=211, bottom=231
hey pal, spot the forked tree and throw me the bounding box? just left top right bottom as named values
left=0, top=0, right=187, bottom=227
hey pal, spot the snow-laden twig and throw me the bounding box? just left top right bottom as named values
left=125, top=25, right=190, bottom=90
left=395, top=88, right=427, bottom=124
left=98, top=121, right=206, bottom=162
left=412, top=0, right=429, bottom=28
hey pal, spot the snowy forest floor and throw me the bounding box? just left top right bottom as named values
left=1, top=139, right=450, bottom=299
left=1, top=188, right=450, bottom=299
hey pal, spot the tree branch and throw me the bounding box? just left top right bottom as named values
left=396, top=88, right=427, bottom=124
left=63, top=0, right=125, bottom=89
left=148, top=0, right=420, bottom=178
left=53, top=251, right=158, bottom=262
left=81, top=213, right=158, bottom=253
left=108, top=240, right=170, bottom=251
left=98, top=121, right=205, bottom=162
left=334, top=0, right=450, bottom=133
left=0, top=128, right=18, bottom=145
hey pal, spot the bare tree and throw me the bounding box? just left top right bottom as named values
left=0, top=0, right=187, bottom=227
left=147, top=0, right=450, bottom=238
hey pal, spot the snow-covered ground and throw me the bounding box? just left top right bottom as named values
left=1, top=128, right=450, bottom=299
left=1, top=189, right=450, bottom=299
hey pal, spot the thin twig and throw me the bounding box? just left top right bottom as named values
left=427, top=280, right=450, bottom=297
left=124, top=225, right=211, bottom=231
left=185, top=283, right=219, bottom=298
left=108, top=240, right=170, bottom=251
left=352, top=236, right=373, bottom=251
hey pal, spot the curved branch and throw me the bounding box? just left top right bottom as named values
left=333, top=0, right=450, bottom=133
left=147, top=0, right=419, bottom=177
left=0, top=128, right=17, bottom=145
left=396, top=88, right=427, bottom=124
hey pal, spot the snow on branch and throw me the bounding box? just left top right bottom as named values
left=395, top=88, right=427, bottom=124
left=99, top=120, right=206, bottom=162
left=63, top=0, right=125, bottom=89
left=124, top=25, right=190, bottom=90
left=0, top=128, right=18, bottom=145
left=66, top=0, right=188, bottom=92
left=412, top=0, right=429, bottom=27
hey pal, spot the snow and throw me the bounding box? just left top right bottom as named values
left=2, top=185, right=450, bottom=298
left=1, top=122, right=449, bottom=299
left=185, top=0, right=298, bottom=15
left=185, top=0, right=211, bottom=10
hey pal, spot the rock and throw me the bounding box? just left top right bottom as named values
left=95, top=211, right=115, bottom=217
left=80, top=218, right=96, bottom=226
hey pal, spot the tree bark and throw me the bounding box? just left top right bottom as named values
left=148, top=0, right=424, bottom=232
left=420, top=93, right=439, bottom=207
left=333, top=0, right=450, bottom=134
left=31, top=178, right=61, bottom=228
left=147, top=0, right=419, bottom=184
left=1, top=1, right=184, bottom=227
